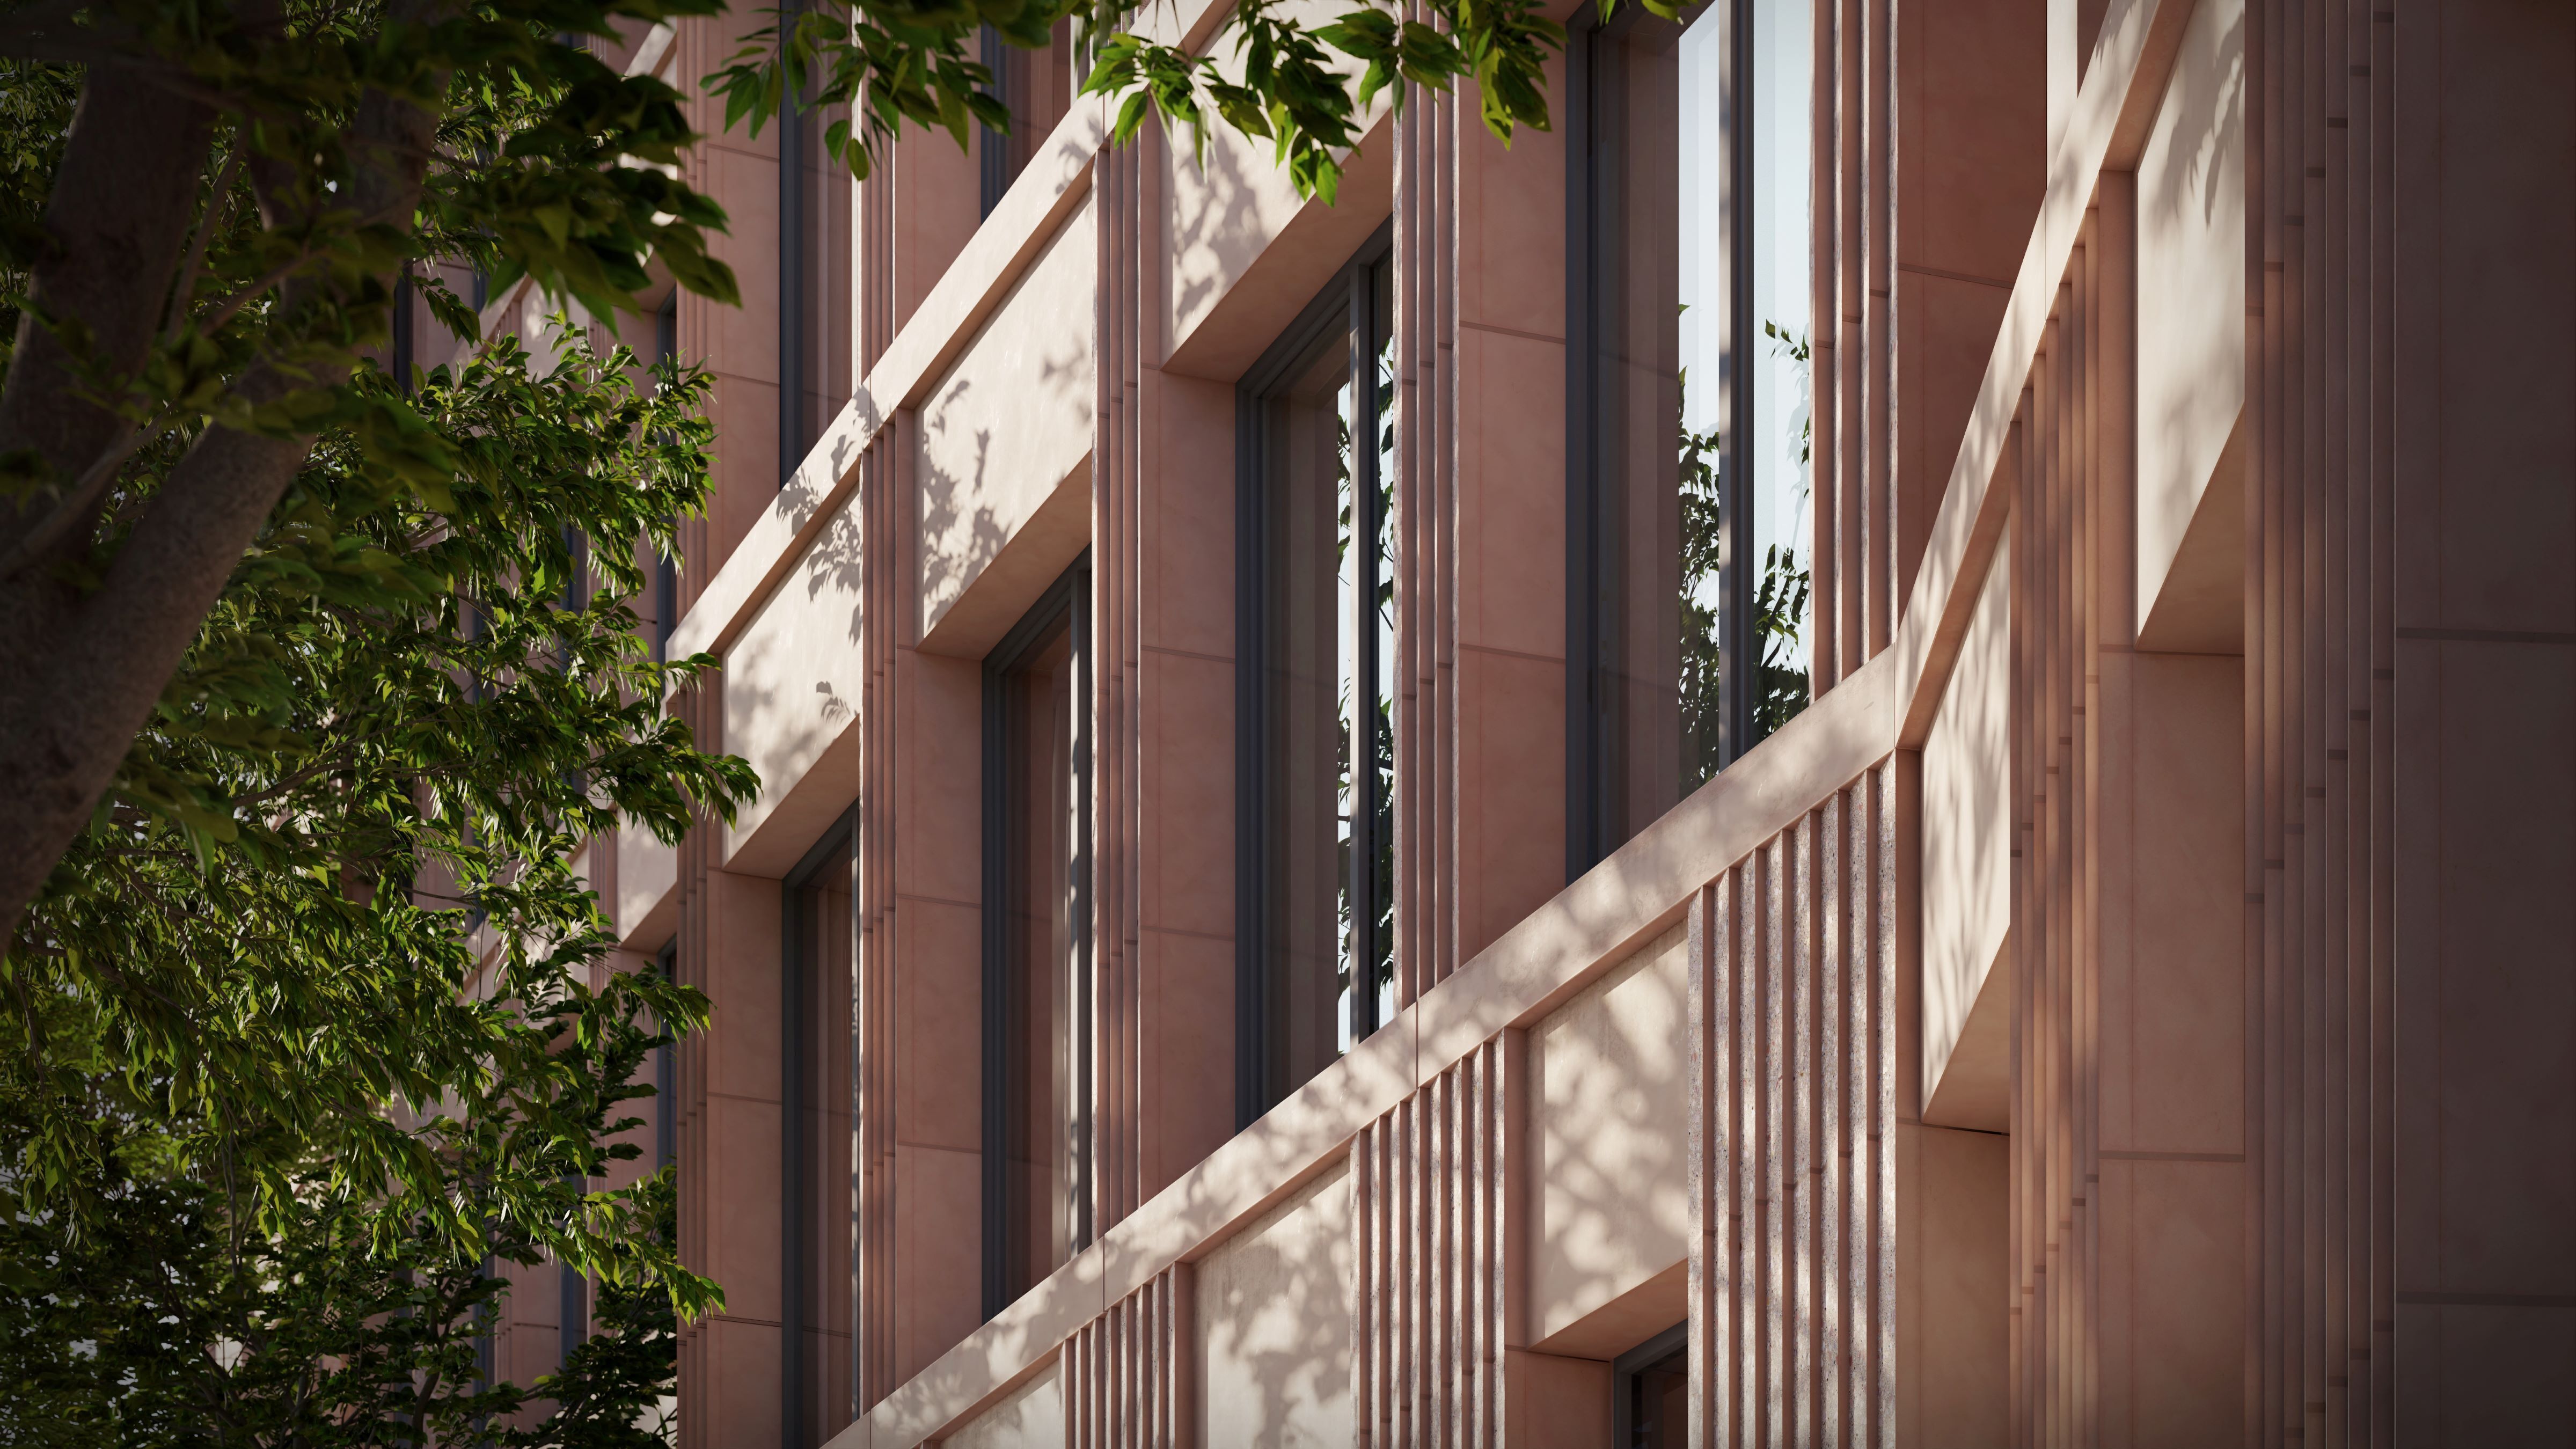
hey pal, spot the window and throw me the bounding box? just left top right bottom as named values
left=1567, top=0, right=1813, bottom=874
left=783, top=818, right=857, bottom=1447
left=983, top=560, right=1092, bottom=1316
left=653, top=292, right=680, bottom=663
left=781, top=38, right=851, bottom=486
left=1237, top=232, right=1397, bottom=1126
left=391, top=263, right=416, bottom=394
left=558, top=1249, right=587, bottom=1366
left=978, top=20, right=1077, bottom=216
left=1612, top=1321, right=1689, bottom=1446
left=655, top=937, right=678, bottom=1175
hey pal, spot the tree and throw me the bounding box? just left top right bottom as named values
left=0, top=309, right=751, bottom=1441
left=0, top=0, right=751, bottom=947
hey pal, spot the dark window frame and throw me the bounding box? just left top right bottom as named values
left=980, top=556, right=1094, bottom=1320
left=653, top=292, right=680, bottom=662
left=559, top=1245, right=588, bottom=1368
left=978, top=23, right=1018, bottom=217
left=781, top=807, right=859, bottom=1449
left=1611, top=1318, right=1690, bottom=1446
left=1234, top=223, right=1397, bottom=1131
left=778, top=2, right=808, bottom=491
left=391, top=262, right=415, bottom=395
left=1563, top=0, right=1759, bottom=880
left=655, top=936, right=679, bottom=1174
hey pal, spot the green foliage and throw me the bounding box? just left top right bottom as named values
left=1751, top=319, right=1811, bottom=740
left=0, top=60, right=80, bottom=329
left=718, top=0, right=1640, bottom=207
left=1077, top=0, right=1570, bottom=202
left=1675, top=324, right=1813, bottom=780
left=0, top=1072, right=692, bottom=1447
left=1677, top=378, right=1727, bottom=786
left=706, top=0, right=1030, bottom=173
left=0, top=0, right=742, bottom=562
left=1, top=320, right=752, bottom=1440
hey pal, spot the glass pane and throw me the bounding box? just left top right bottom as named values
left=1253, top=254, right=1395, bottom=1114
left=981, top=21, right=1075, bottom=214
left=797, top=94, right=850, bottom=462
left=1002, top=617, right=1078, bottom=1300
left=1589, top=15, right=1693, bottom=847
left=1626, top=1342, right=1690, bottom=1446
left=792, top=843, right=854, bottom=1445
left=1260, top=320, right=1355, bottom=1104
left=1750, top=0, right=1815, bottom=736
left=1581, top=0, right=1813, bottom=864
left=1367, top=258, right=1396, bottom=1038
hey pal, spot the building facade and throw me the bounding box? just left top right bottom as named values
left=517, top=0, right=2575, bottom=1439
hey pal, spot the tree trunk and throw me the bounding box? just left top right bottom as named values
left=0, top=39, right=443, bottom=950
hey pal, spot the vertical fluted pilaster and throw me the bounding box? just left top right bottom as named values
left=1066, top=1266, right=1192, bottom=1448
left=1996, top=203, right=2136, bottom=1446
left=1689, top=760, right=1900, bottom=1447
left=854, top=432, right=897, bottom=1410
left=1354, top=1036, right=1511, bottom=1446
left=1813, top=0, right=1900, bottom=696
left=2243, top=0, right=2394, bottom=1439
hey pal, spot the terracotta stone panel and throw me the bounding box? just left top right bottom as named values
left=699, top=1316, right=788, bottom=1447
left=2420, top=640, right=2576, bottom=1297
left=2428, top=0, right=2576, bottom=635
left=1141, top=374, right=1236, bottom=663
left=897, top=1141, right=987, bottom=1385
left=701, top=869, right=784, bottom=1104
left=1455, top=48, right=1568, bottom=345
left=1453, top=646, right=1566, bottom=965
left=1138, top=648, right=1233, bottom=944
left=2120, top=1158, right=2245, bottom=1446
left=943, top=1357, right=1067, bottom=1449
left=699, top=375, right=782, bottom=580
left=2123, top=653, right=2244, bottom=1157
left=1140, top=928, right=1235, bottom=1197
left=700, top=1090, right=786, bottom=1327
left=1922, top=544, right=2011, bottom=1113
left=2132, top=0, right=2244, bottom=632
left=2416, top=1304, right=2576, bottom=1447
left=897, top=652, right=983, bottom=907
left=1198, top=1163, right=1353, bottom=1446
left=1454, top=327, right=1569, bottom=664
left=915, top=200, right=1099, bottom=644
left=1531, top=924, right=1692, bottom=1345
left=1906, top=1125, right=2008, bottom=1447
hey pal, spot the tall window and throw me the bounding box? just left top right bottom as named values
left=1238, top=233, right=1397, bottom=1126
left=653, top=291, right=680, bottom=661
left=978, top=20, right=1077, bottom=216
left=391, top=262, right=416, bottom=394
left=983, top=561, right=1092, bottom=1316
left=1568, top=0, right=1813, bottom=873
left=784, top=820, right=856, bottom=1447
left=781, top=30, right=851, bottom=487
left=655, top=937, right=678, bottom=1174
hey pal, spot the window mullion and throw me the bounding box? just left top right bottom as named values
left=1348, top=268, right=1383, bottom=1045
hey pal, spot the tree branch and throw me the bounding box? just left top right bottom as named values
left=0, top=408, right=313, bottom=954
left=0, top=63, right=209, bottom=530
left=162, top=133, right=246, bottom=344
left=0, top=1, right=452, bottom=947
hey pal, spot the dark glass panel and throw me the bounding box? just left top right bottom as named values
left=1001, top=617, right=1079, bottom=1301
left=791, top=838, right=855, bottom=1445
